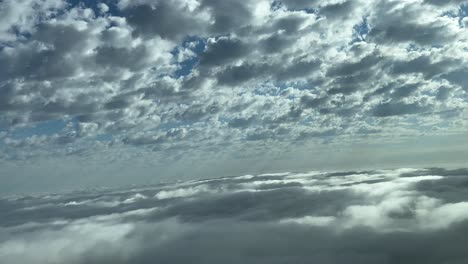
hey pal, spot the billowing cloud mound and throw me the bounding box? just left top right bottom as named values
left=2, top=168, right=468, bottom=263
left=0, top=1, right=467, bottom=187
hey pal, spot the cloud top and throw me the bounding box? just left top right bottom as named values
left=1, top=167, right=468, bottom=263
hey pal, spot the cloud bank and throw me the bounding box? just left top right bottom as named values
left=2, top=168, right=468, bottom=263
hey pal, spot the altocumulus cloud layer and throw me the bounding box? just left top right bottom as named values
left=2, top=168, right=468, bottom=263
left=0, top=0, right=468, bottom=190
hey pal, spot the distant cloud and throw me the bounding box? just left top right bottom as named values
left=2, top=168, right=468, bottom=263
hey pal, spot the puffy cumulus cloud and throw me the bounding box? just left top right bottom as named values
left=2, top=168, right=468, bottom=263
left=0, top=0, right=467, bottom=175
left=0, top=0, right=67, bottom=42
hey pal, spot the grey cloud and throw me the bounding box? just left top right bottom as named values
left=123, top=0, right=258, bottom=41
left=296, top=129, right=337, bottom=141
left=366, top=81, right=424, bottom=101
left=199, top=37, right=251, bottom=66
left=423, top=0, right=468, bottom=6
left=391, top=84, right=419, bottom=99
left=119, top=221, right=468, bottom=264
left=300, top=95, right=327, bottom=109
left=327, top=71, right=376, bottom=95
left=0, top=0, right=66, bottom=41
left=2, top=168, right=468, bottom=263
left=274, top=16, right=309, bottom=33
left=390, top=56, right=459, bottom=79
left=245, top=129, right=277, bottom=141
left=228, top=116, right=257, bottom=128
left=217, top=63, right=269, bottom=86
left=400, top=167, right=468, bottom=177
left=124, top=2, right=206, bottom=41
left=320, top=0, right=356, bottom=19
left=176, top=103, right=221, bottom=122
left=0, top=24, right=88, bottom=81
left=368, top=1, right=459, bottom=46
left=402, top=168, right=468, bottom=203
left=65, top=220, right=468, bottom=264
left=416, top=176, right=468, bottom=203
left=369, top=22, right=452, bottom=45
left=372, top=101, right=428, bottom=117
left=152, top=187, right=358, bottom=222
left=436, top=87, right=453, bottom=101
left=217, top=57, right=321, bottom=86
left=104, top=96, right=133, bottom=110
left=95, top=45, right=151, bottom=71
left=260, top=34, right=293, bottom=53
left=276, top=59, right=322, bottom=81
left=280, top=0, right=358, bottom=18
left=199, top=0, right=254, bottom=33
left=327, top=53, right=381, bottom=77
left=441, top=69, right=468, bottom=91
left=123, top=127, right=192, bottom=147
left=280, top=0, right=321, bottom=10
left=0, top=82, right=19, bottom=112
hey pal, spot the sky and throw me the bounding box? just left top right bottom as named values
left=0, top=0, right=468, bottom=194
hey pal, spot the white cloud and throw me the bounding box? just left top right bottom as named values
left=1, top=168, right=468, bottom=263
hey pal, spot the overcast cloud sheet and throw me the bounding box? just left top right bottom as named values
left=2, top=168, right=468, bottom=263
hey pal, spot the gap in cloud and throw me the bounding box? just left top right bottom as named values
left=298, top=8, right=319, bottom=15
left=6, top=26, right=32, bottom=44
left=67, top=0, right=122, bottom=16
left=352, top=16, right=370, bottom=43
left=173, top=37, right=207, bottom=78
left=9, top=119, right=68, bottom=139
left=460, top=4, right=468, bottom=26
left=441, top=4, right=468, bottom=26
left=270, top=1, right=283, bottom=11
left=460, top=3, right=468, bottom=16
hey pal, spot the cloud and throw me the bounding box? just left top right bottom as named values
left=199, top=37, right=252, bottom=66
left=2, top=168, right=468, bottom=263
left=368, top=1, right=461, bottom=46
left=0, top=0, right=467, bottom=191
left=372, top=101, right=429, bottom=117
left=123, top=1, right=208, bottom=41
left=423, top=0, right=468, bottom=6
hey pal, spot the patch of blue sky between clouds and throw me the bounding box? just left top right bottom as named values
left=351, top=16, right=370, bottom=43
left=3, top=116, right=114, bottom=144
left=440, top=3, right=468, bottom=26
left=67, top=0, right=122, bottom=16
left=8, top=119, right=68, bottom=139
left=173, top=37, right=206, bottom=78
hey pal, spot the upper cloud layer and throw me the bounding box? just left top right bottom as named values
left=0, top=0, right=467, bottom=183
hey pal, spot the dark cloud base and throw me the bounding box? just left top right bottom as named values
left=1, top=167, right=468, bottom=263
